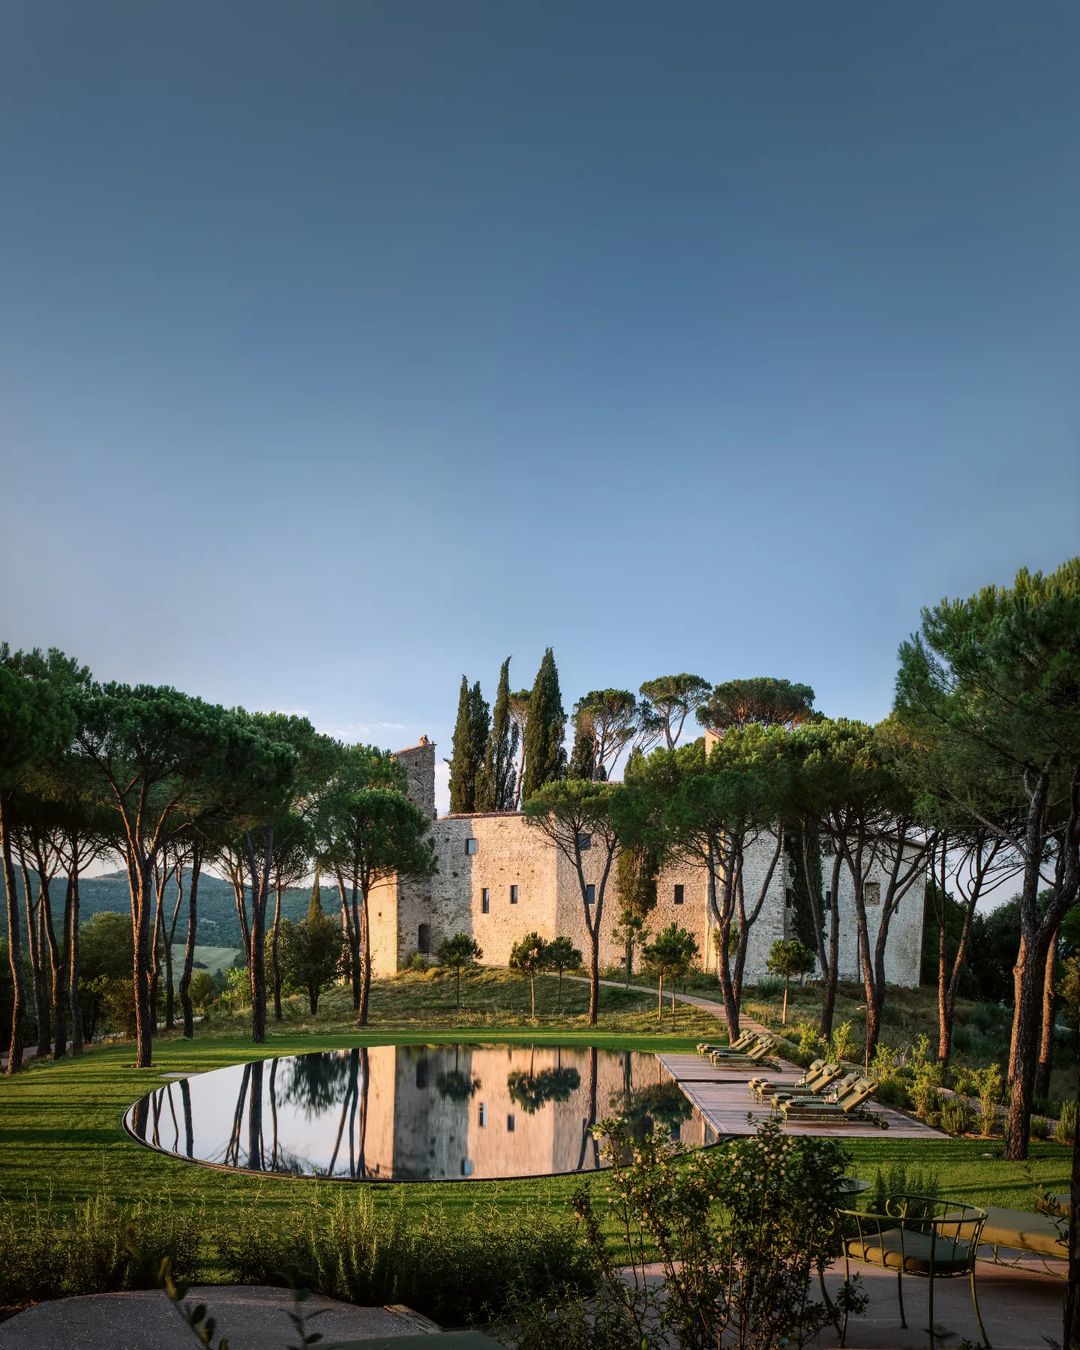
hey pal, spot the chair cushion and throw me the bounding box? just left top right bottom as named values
left=846, top=1228, right=974, bottom=1275
left=980, top=1207, right=1067, bottom=1257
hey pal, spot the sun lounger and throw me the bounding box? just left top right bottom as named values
left=780, top=1076, right=888, bottom=1127
left=766, top=1067, right=858, bottom=1109
left=698, top=1031, right=755, bottom=1057
left=979, top=1205, right=1068, bottom=1273
left=748, top=1057, right=826, bottom=1096
left=750, top=1059, right=833, bottom=1101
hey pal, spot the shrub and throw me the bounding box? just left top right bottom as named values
left=940, top=1099, right=970, bottom=1136
left=873, top=1078, right=911, bottom=1109
left=499, top=1116, right=865, bottom=1349
left=0, top=1191, right=203, bottom=1306
left=403, top=950, right=430, bottom=973
left=1056, top=1100, right=1077, bottom=1145
left=830, top=1020, right=855, bottom=1064
left=217, top=1191, right=591, bottom=1325
left=795, top=1021, right=825, bottom=1058
left=870, top=1163, right=940, bottom=1218
left=1031, top=1114, right=1049, bottom=1141
left=754, top=974, right=784, bottom=1000
left=910, top=1062, right=944, bottom=1125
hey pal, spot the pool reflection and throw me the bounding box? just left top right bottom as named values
left=125, top=1044, right=714, bottom=1182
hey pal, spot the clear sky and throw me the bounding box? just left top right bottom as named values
left=2, top=2, right=1077, bottom=811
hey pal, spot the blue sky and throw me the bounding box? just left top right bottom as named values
left=2, top=2, right=1077, bottom=810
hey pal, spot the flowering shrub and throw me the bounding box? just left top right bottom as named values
left=501, top=1116, right=865, bottom=1349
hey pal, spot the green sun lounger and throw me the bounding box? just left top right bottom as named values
left=750, top=1058, right=832, bottom=1100
left=781, top=1076, right=888, bottom=1127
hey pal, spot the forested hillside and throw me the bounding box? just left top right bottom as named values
left=28, top=871, right=313, bottom=950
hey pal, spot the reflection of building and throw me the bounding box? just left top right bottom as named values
left=370, top=740, right=925, bottom=988
left=128, top=1045, right=708, bottom=1181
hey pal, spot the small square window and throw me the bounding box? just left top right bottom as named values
left=461, top=1158, right=474, bottom=1177
left=585, top=883, right=596, bottom=905
left=481, top=887, right=490, bottom=914
left=673, top=884, right=684, bottom=905
left=465, top=838, right=478, bottom=856
left=507, top=1114, right=515, bottom=1133
left=510, top=885, right=518, bottom=905
left=577, top=832, right=592, bottom=850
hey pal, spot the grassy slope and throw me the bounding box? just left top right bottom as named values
left=0, top=970, right=1070, bottom=1258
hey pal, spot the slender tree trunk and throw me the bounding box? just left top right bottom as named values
left=149, top=870, right=165, bottom=1033
left=163, top=866, right=183, bottom=1031
left=530, top=972, right=536, bottom=1020
left=179, top=847, right=201, bottom=1039
left=782, top=976, right=789, bottom=1025
left=357, top=885, right=372, bottom=1027
left=39, top=872, right=64, bottom=1058
left=54, top=875, right=70, bottom=1059
left=657, top=973, right=663, bottom=1020
left=68, top=865, right=83, bottom=1055
left=271, top=880, right=284, bottom=1021
left=132, top=856, right=155, bottom=1068
left=1, top=796, right=26, bottom=1073
left=1035, top=919, right=1060, bottom=1103
left=587, top=928, right=600, bottom=1027
left=245, top=830, right=272, bottom=1045
left=1065, top=1029, right=1080, bottom=1349
left=820, top=851, right=843, bottom=1039
left=22, top=857, right=50, bottom=1058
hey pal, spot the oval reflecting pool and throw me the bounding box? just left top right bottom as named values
left=124, top=1043, right=715, bottom=1181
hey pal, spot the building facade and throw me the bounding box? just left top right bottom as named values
left=372, top=739, right=925, bottom=989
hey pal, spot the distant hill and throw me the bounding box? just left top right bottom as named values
left=35, top=870, right=316, bottom=949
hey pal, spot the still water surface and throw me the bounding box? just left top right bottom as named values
left=124, top=1043, right=713, bottom=1181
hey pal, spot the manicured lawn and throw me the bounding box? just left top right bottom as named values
left=0, top=970, right=1071, bottom=1272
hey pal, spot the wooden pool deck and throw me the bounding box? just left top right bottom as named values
left=657, top=1053, right=946, bottom=1140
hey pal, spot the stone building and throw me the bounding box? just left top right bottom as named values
left=371, top=738, right=925, bottom=989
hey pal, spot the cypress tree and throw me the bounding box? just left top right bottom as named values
left=522, top=648, right=566, bottom=801
left=308, top=868, right=324, bottom=923
left=448, top=676, right=476, bottom=813
left=468, top=680, right=490, bottom=805
left=568, top=711, right=596, bottom=780
left=478, top=658, right=517, bottom=811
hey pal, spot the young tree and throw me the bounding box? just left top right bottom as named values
left=279, top=882, right=343, bottom=1015
left=613, top=841, right=659, bottom=987
left=522, top=650, right=566, bottom=800
left=509, top=931, right=549, bottom=1020
left=524, top=780, right=622, bottom=1025
left=895, top=559, right=1080, bottom=1164
left=698, top=678, right=816, bottom=736
left=318, top=746, right=437, bottom=1026
left=544, top=935, right=583, bottom=1011
left=639, top=675, right=711, bottom=750
left=478, top=658, right=518, bottom=811
left=642, top=924, right=699, bottom=1019
left=766, top=938, right=815, bottom=1025
left=436, top=931, right=483, bottom=1007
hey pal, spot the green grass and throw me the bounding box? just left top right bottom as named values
left=0, top=968, right=1071, bottom=1291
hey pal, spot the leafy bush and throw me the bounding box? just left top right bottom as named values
left=754, top=974, right=784, bottom=1000
left=873, top=1078, right=911, bottom=1109
left=830, top=1020, right=855, bottom=1063
left=869, top=1163, right=940, bottom=1217
left=0, top=1191, right=203, bottom=1306
left=497, top=1116, right=864, bottom=1350
left=939, top=1099, right=970, bottom=1136
left=217, top=1190, right=591, bottom=1325
left=1030, top=1114, right=1048, bottom=1141
left=795, top=1021, right=825, bottom=1058
left=910, top=1063, right=943, bottom=1125
left=1056, top=1099, right=1077, bottom=1145
left=403, top=950, right=430, bottom=973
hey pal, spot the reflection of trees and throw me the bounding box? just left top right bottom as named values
left=612, top=1081, right=693, bottom=1141
left=248, top=1059, right=264, bottom=1170
left=507, top=1066, right=581, bottom=1114
left=436, top=1070, right=481, bottom=1102
left=576, top=1047, right=599, bottom=1171
left=282, top=1051, right=352, bottom=1118
left=180, top=1078, right=194, bottom=1157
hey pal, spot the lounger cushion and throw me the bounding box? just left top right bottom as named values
left=980, top=1207, right=1066, bottom=1258
left=846, top=1228, right=974, bottom=1275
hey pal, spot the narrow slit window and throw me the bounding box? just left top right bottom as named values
left=509, top=885, right=518, bottom=905
left=417, top=923, right=431, bottom=955
left=481, top=887, right=490, bottom=914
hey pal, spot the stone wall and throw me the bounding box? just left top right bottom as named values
left=372, top=741, right=925, bottom=988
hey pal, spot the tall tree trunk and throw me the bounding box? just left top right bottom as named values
left=1035, top=919, right=1060, bottom=1103
left=587, top=926, right=600, bottom=1026
left=1, top=795, right=26, bottom=1073
left=149, top=866, right=165, bottom=1034
left=271, top=880, right=284, bottom=1021
left=179, top=846, right=201, bottom=1039
left=164, top=865, right=183, bottom=1031
left=131, top=856, right=154, bottom=1069
left=52, top=874, right=68, bottom=1059
left=1066, top=1034, right=1080, bottom=1349
left=67, top=865, right=83, bottom=1055
left=39, top=873, right=64, bottom=1058
left=819, top=851, right=843, bottom=1039
left=22, top=856, right=50, bottom=1058
left=357, top=886, right=372, bottom=1027
left=245, top=829, right=272, bottom=1045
